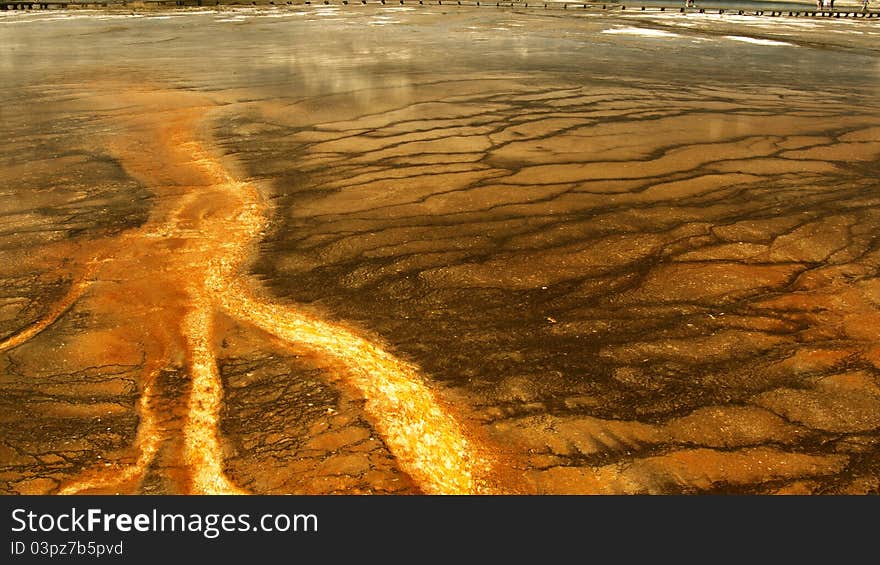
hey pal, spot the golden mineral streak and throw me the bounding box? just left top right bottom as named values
left=185, top=136, right=486, bottom=494
left=220, top=281, right=484, bottom=494
left=58, top=367, right=163, bottom=494
left=0, top=271, right=92, bottom=352
left=182, top=301, right=247, bottom=495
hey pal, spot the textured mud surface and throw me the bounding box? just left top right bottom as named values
left=2, top=7, right=880, bottom=494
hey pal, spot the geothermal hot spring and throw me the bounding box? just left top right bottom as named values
left=2, top=5, right=880, bottom=495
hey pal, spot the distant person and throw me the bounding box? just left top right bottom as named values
left=816, top=0, right=823, bottom=9
left=862, top=0, right=869, bottom=11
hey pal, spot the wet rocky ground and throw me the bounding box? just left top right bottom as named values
left=1, top=6, right=880, bottom=494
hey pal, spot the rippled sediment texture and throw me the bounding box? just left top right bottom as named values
left=1, top=6, right=880, bottom=494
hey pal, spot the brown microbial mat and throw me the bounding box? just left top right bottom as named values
left=1, top=6, right=880, bottom=495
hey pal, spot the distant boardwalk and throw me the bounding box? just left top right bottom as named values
left=1, top=0, right=877, bottom=13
